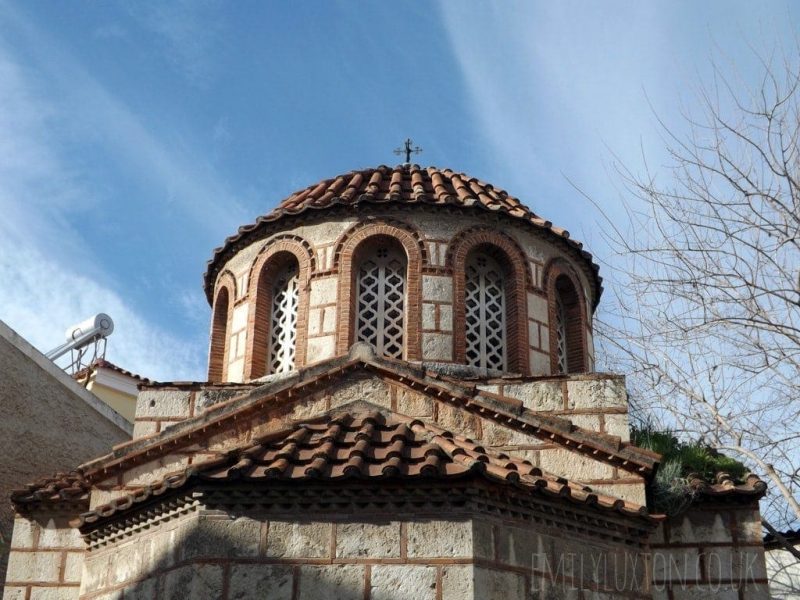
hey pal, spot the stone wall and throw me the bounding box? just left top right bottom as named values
left=131, top=383, right=257, bottom=439
left=121, top=370, right=642, bottom=509
left=650, top=504, right=770, bottom=599
left=77, top=505, right=648, bottom=599
left=0, top=321, right=130, bottom=583
left=3, top=514, right=84, bottom=600
left=212, top=207, right=597, bottom=382
left=476, top=518, right=651, bottom=598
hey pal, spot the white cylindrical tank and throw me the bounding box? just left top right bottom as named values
left=46, top=313, right=115, bottom=361
left=66, top=313, right=114, bottom=342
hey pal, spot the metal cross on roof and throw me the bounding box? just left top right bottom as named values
left=394, top=138, right=423, bottom=164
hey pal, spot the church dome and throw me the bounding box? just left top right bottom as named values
left=205, top=164, right=601, bottom=383
left=204, top=165, right=601, bottom=303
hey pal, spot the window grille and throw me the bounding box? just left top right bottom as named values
left=555, top=292, right=568, bottom=374
left=356, top=246, right=406, bottom=358
left=465, top=253, right=507, bottom=370
left=267, top=264, right=299, bottom=374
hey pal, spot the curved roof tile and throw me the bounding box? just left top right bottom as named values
left=76, top=409, right=655, bottom=528
left=203, top=164, right=603, bottom=304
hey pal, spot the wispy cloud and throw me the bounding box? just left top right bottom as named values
left=126, top=0, right=224, bottom=87
left=0, top=7, right=231, bottom=380
left=2, top=3, right=247, bottom=234
left=437, top=3, right=672, bottom=215
left=0, top=242, right=206, bottom=382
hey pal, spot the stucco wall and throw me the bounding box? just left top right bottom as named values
left=0, top=321, right=130, bottom=584
left=213, top=207, right=597, bottom=382
left=766, top=545, right=800, bottom=599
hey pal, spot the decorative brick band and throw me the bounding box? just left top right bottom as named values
left=448, top=227, right=531, bottom=375
left=207, top=271, right=236, bottom=382
left=244, top=236, right=314, bottom=379
left=333, top=219, right=424, bottom=359
left=543, top=258, right=588, bottom=374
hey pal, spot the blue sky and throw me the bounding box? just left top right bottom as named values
left=0, top=1, right=797, bottom=381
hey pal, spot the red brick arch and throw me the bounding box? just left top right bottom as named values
left=448, top=227, right=531, bottom=375
left=333, top=219, right=424, bottom=359
left=245, top=236, right=314, bottom=379
left=544, top=258, right=589, bottom=374
left=208, top=270, right=236, bottom=382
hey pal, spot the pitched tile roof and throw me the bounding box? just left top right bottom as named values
left=11, top=471, right=90, bottom=508
left=763, top=528, right=800, bottom=550
left=68, top=347, right=660, bottom=482
left=203, top=164, right=602, bottom=304
left=73, top=359, right=151, bottom=384
left=76, top=409, right=656, bottom=528
left=687, top=472, right=767, bottom=500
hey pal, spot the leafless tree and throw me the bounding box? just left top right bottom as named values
left=591, top=47, right=800, bottom=533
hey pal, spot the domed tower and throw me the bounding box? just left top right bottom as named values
left=204, top=164, right=601, bottom=383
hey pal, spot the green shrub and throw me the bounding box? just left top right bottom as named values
left=631, top=425, right=748, bottom=515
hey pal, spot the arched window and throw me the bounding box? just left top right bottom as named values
left=355, top=240, right=407, bottom=359
left=267, top=262, right=299, bottom=374
left=552, top=274, right=585, bottom=374
left=465, top=251, right=507, bottom=370
left=208, top=286, right=231, bottom=382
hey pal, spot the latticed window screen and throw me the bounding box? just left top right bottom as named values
left=555, top=292, right=568, bottom=374
left=356, top=246, right=406, bottom=358
left=465, top=253, right=507, bottom=370
left=267, top=264, right=299, bottom=374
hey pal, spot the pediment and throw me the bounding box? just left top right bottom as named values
left=59, top=346, right=658, bottom=502
left=74, top=404, right=656, bottom=541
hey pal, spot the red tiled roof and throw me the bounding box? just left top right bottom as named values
left=77, top=409, right=655, bottom=527
left=11, top=472, right=90, bottom=507
left=84, top=349, right=660, bottom=479
left=203, top=164, right=602, bottom=304
left=687, top=472, right=767, bottom=500
left=73, top=359, right=151, bottom=384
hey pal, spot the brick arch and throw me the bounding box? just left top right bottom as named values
left=449, top=227, right=530, bottom=375
left=245, top=236, right=314, bottom=379
left=208, top=270, right=236, bottom=382
left=334, top=219, right=423, bottom=359
left=331, top=217, right=428, bottom=272
left=544, top=258, right=589, bottom=374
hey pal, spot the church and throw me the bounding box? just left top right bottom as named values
left=4, top=163, right=770, bottom=598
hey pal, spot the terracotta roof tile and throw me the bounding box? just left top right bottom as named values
left=203, top=164, right=602, bottom=304
left=11, top=471, right=91, bottom=507
left=77, top=409, right=655, bottom=527
left=687, top=472, right=767, bottom=499
left=73, top=359, right=151, bottom=384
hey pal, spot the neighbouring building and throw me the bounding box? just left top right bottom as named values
left=764, top=529, right=800, bottom=598
left=74, top=360, right=149, bottom=424
left=4, top=164, right=772, bottom=599
left=0, top=320, right=131, bottom=584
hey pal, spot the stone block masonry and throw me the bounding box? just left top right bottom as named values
left=650, top=505, right=771, bottom=599
left=4, top=515, right=85, bottom=600
left=78, top=513, right=476, bottom=600
left=76, top=509, right=651, bottom=600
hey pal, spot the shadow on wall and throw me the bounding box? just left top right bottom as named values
left=81, top=513, right=470, bottom=600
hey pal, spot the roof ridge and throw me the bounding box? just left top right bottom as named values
left=74, top=406, right=658, bottom=529
left=60, top=348, right=660, bottom=484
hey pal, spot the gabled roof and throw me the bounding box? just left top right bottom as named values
left=76, top=408, right=656, bottom=529
left=58, top=346, right=660, bottom=488
left=203, top=164, right=602, bottom=304
left=73, top=359, right=151, bottom=385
